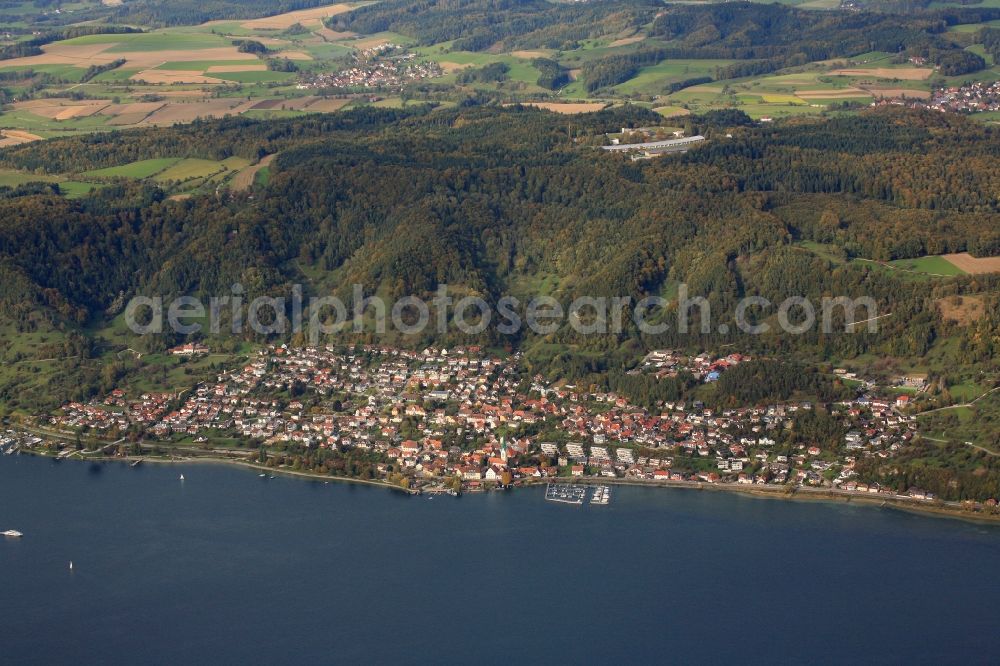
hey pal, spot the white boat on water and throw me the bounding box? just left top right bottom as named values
left=3, top=530, right=23, bottom=537
left=179, top=474, right=185, bottom=481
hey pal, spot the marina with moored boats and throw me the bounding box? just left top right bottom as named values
left=545, top=483, right=612, bottom=506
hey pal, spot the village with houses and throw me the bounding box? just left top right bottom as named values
left=298, top=43, right=443, bottom=91
left=10, top=341, right=987, bottom=510
left=874, top=80, right=1000, bottom=115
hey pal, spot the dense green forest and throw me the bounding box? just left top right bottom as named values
left=580, top=2, right=999, bottom=90
left=0, top=104, right=997, bottom=371
left=109, top=0, right=340, bottom=27
left=333, top=0, right=658, bottom=51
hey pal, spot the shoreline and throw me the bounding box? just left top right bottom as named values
left=544, top=475, right=1000, bottom=525
left=14, top=449, right=1000, bottom=525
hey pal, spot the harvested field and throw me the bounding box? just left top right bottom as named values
left=653, top=106, right=691, bottom=118
left=206, top=64, right=267, bottom=73
left=240, top=4, right=353, bottom=29
left=0, top=43, right=117, bottom=68
left=249, top=99, right=285, bottom=110
left=13, top=97, right=108, bottom=111
left=250, top=37, right=293, bottom=47
left=249, top=97, right=321, bottom=110
left=10, top=99, right=65, bottom=109
left=98, top=102, right=166, bottom=116
left=54, top=105, right=105, bottom=120
left=864, top=88, right=931, bottom=99
left=438, top=61, right=473, bottom=74
left=139, top=99, right=247, bottom=125
left=278, top=96, right=323, bottom=110
left=0, top=43, right=256, bottom=71
left=830, top=67, right=933, bottom=80
left=21, top=105, right=73, bottom=119
left=303, top=97, right=352, bottom=112
left=516, top=102, right=607, bottom=114
left=315, top=27, right=356, bottom=40
left=608, top=34, right=645, bottom=48
left=942, top=252, right=1000, bottom=274
left=149, top=90, right=212, bottom=98
left=62, top=104, right=110, bottom=118
left=132, top=70, right=225, bottom=84
left=353, top=36, right=394, bottom=49
left=510, top=50, right=550, bottom=59
left=106, top=112, right=155, bottom=126
left=12, top=99, right=109, bottom=119
left=231, top=153, right=276, bottom=191
left=280, top=51, right=314, bottom=60
left=937, top=295, right=986, bottom=325
left=118, top=48, right=256, bottom=69
left=0, top=130, right=42, bottom=147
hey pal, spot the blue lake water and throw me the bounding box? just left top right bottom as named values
left=2, top=454, right=999, bottom=665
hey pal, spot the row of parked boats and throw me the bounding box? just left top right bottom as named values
left=544, top=483, right=612, bottom=506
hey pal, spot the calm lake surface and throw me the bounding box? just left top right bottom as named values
left=2, top=454, right=999, bottom=665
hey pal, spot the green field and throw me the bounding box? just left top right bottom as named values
left=153, top=157, right=250, bottom=183
left=0, top=169, right=59, bottom=187
left=797, top=241, right=847, bottom=264
left=82, top=158, right=181, bottom=179
left=213, top=70, right=297, bottom=83
left=888, top=256, right=967, bottom=276
left=613, top=59, right=735, bottom=95
left=418, top=49, right=544, bottom=87
left=91, top=68, right=143, bottom=83
left=0, top=168, right=102, bottom=198
left=61, top=32, right=232, bottom=52
left=59, top=181, right=104, bottom=198
left=299, top=41, right=354, bottom=60
left=152, top=158, right=226, bottom=183
left=796, top=243, right=971, bottom=279
left=0, top=63, right=88, bottom=81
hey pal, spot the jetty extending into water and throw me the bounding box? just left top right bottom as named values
left=590, top=486, right=611, bottom=505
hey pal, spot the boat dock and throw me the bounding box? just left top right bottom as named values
left=590, top=486, right=611, bottom=505
left=545, top=483, right=586, bottom=505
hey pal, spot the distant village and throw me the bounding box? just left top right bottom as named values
left=18, top=343, right=987, bottom=508
left=299, top=43, right=443, bottom=91
left=874, top=80, right=1000, bottom=115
